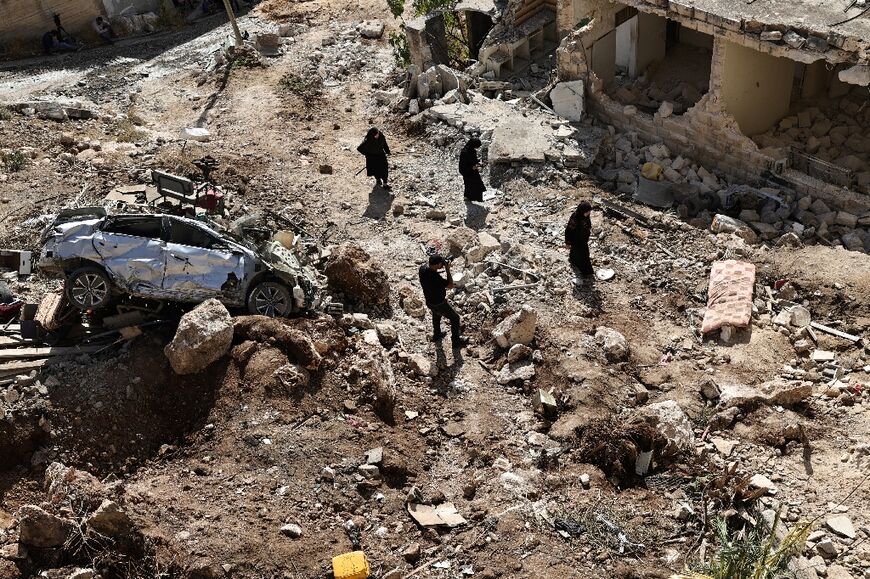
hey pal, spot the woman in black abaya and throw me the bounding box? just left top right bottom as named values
left=459, top=138, right=486, bottom=202
left=357, top=127, right=391, bottom=190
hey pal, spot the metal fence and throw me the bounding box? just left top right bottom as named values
left=788, top=147, right=856, bottom=189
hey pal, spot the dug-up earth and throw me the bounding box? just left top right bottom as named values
left=0, top=1, right=869, bottom=578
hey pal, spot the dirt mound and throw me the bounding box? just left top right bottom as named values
left=324, top=243, right=391, bottom=306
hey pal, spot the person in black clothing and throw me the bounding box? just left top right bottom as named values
left=418, top=255, right=469, bottom=348
left=459, top=137, right=486, bottom=202
left=357, top=127, right=391, bottom=190
left=565, top=201, right=594, bottom=283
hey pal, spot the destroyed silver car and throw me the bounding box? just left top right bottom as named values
left=38, top=208, right=323, bottom=317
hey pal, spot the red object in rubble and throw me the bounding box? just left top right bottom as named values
left=196, top=187, right=224, bottom=212
left=0, top=300, right=23, bottom=320
left=774, top=279, right=789, bottom=290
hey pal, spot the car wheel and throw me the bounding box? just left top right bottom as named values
left=247, top=281, right=293, bottom=317
left=66, top=267, right=112, bottom=310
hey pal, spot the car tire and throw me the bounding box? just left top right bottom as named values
left=66, top=266, right=113, bottom=310
left=247, top=281, right=293, bottom=317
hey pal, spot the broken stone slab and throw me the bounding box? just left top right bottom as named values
left=549, top=80, right=585, bottom=121
left=760, top=30, right=783, bottom=42
left=839, top=65, right=870, bottom=87
left=492, top=305, right=537, bottom=348
left=180, top=127, right=211, bottom=142
left=783, top=31, right=806, bottom=49
left=86, top=500, right=135, bottom=537
left=749, top=473, right=777, bottom=494
left=826, top=515, right=856, bottom=539
left=407, top=502, right=466, bottom=528
left=496, top=359, right=535, bottom=385
left=17, top=505, right=74, bottom=548
left=164, top=299, right=234, bottom=375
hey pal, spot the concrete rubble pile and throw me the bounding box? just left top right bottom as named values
left=753, top=94, right=870, bottom=190
left=595, top=131, right=870, bottom=253
left=609, top=74, right=706, bottom=118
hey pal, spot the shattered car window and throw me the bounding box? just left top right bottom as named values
left=103, top=216, right=163, bottom=239
left=168, top=219, right=223, bottom=249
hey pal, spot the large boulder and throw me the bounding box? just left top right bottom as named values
left=595, top=326, right=629, bottom=362
left=164, top=299, right=234, bottom=375
left=492, top=305, right=537, bottom=348
left=17, top=505, right=73, bottom=548
left=324, top=244, right=390, bottom=305
left=634, top=400, right=694, bottom=458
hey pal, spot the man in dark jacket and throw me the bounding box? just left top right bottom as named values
left=419, top=255, right=468, bottom=348
left=565, top=201, right=594, bottom=284
left=357, top=127, right=391, bottom=190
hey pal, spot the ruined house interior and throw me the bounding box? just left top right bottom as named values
left=477, top=0, right=870, bottom=213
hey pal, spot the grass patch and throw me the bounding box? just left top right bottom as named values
left=278, top=72, right=322, bottom=101
left=675, top=513, right=811, bottom=579
left=2, top=149, right=27, bottom=172
left=116, top=118, right=147, bottom=143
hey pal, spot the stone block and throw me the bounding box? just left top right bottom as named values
left=550, top=80, right=585, bottom=121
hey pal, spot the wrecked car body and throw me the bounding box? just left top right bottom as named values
left=38, top=208, right=326, bottom=317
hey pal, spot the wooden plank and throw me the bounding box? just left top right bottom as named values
left=0, top=346, right=103, bottom=360
left=0, top=360, right=48, bottom=378
left=0, top=336, right=32, bottom=348
left=810, top=322, right=861, bottom=343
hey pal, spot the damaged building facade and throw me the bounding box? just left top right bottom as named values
left=479, top=0, right=870, bottom=214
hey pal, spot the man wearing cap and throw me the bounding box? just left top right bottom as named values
left=418, top=255, right=469, bottom=348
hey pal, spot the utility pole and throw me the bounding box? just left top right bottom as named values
left=220, top=0, right=244, bottom=47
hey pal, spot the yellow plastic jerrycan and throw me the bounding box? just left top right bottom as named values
left=332, top=551, right=370, bottom=579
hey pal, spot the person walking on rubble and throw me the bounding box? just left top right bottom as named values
left=419, top=254, right=469, bottom=348
left=565, top=201, right=594, bottom=285
left=459, top=137, right=486, bottom=203
left=357, top=127, right=391, bottom=191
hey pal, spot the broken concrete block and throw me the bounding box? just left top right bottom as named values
left=711, top=215, right=759, bottom=244
left=634, top=400, right=694, bottom=458
left=492, top=305, right=537, bottom=349
left=164, top=299, right=234, bottom=375
left=783, top=31, right=806, bottom=49
left=405, top=12, right=448, bottom=71
left=359, top=20, right=385, bottom=39
left=254, top=33, right=282, bottom=56
left=839, top=64, right=870, bottom=87
left=835, top=211, right=858, bottom=228
left=760, top=30, right=783, bottom=42
left=549, top=80, right=585, bottom=122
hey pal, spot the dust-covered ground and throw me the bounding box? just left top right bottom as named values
left=1, top=1, right=869, bottom=578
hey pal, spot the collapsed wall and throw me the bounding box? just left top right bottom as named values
left=554, top=0, right=870, bottom=215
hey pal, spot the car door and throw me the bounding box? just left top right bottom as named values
left=92, top=215, right=167, bottom=292
left=162, top=217, right=245, bottom=301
